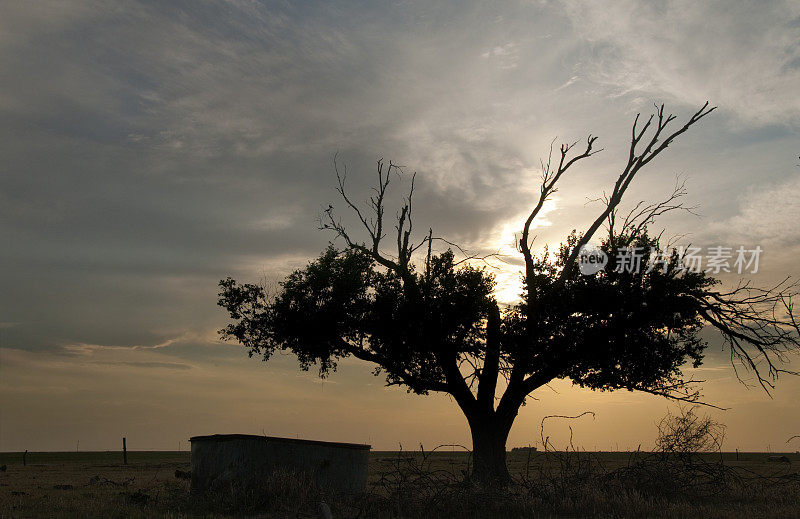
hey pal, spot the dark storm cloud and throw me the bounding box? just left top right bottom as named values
left=0, top=0, right=573, bottom=354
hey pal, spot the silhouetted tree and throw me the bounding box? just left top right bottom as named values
left=219, top=103, right=800, bottom=483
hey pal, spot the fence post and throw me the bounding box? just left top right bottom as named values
left=23, top=450, right=27, bottom=466
left=123, top=437, right=127, bottom=465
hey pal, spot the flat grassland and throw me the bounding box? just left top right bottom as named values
left=0, top=450, right=798, bottom=518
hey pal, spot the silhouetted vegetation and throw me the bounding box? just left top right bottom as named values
left=219, top=102, right=800, bottom=484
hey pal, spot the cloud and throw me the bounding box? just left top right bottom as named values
left=0, top=0, right=580, bottom=356
left=697, top=174, right=800, bottom=280
left=2, top=0, right=795, bottom=354
left=721, top=175, right=800, bottom=245
left=560, top=0, right=800, bottom=126
left=103, top=361, right=193, bottom=370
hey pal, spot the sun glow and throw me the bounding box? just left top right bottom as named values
left=487, top=198, right=559, bottom=305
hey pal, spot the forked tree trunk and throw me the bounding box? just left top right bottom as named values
left=468, top=415, right=513, bottom=485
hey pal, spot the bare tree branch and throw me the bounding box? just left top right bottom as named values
left=520, top=135, right=601, bottom=285
left=693, top=278, right=800, bottom=393
left=558, top=102, right=716, bottom=284
left=322, top=156, right=419, bottom=278
left=628, top=379, right=728, bottom=410
left=615, top=176, right=699, bottom=244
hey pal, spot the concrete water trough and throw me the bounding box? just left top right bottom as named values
left=189, top=434, right=371, bottom=494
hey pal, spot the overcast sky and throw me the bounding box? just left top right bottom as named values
left=1, top=0, right=799, bottom=452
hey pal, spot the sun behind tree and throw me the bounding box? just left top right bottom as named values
left=219, top=103, right=800, bottom=484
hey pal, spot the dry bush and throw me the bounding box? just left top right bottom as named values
left=605, top=407, right=735, bottom=498
left=655, top=406, right=726, bottom=455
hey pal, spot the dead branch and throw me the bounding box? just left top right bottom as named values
left=612, top=176, right=699, bottom=244
left=540, top=411, right=597, bottom=452
left=692, top=277, right=800, bottom=392
left=559, top=102, right=716, bottom=283
left=322, top=155, right=422, bottom=279
left=520, top=135, right=601, bottom=283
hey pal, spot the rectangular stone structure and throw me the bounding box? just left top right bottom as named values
left=189, top=434, right=370, bottom=494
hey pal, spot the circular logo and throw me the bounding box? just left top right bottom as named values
left=578, top=244, right=608, bottom=275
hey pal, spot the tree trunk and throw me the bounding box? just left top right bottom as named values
left=468, top=415, right=513, bottom=485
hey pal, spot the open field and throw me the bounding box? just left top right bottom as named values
left=1, top=450, right=799, bottom=518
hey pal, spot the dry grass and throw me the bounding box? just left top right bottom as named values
left=1, top=449, right=798, bottom=518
